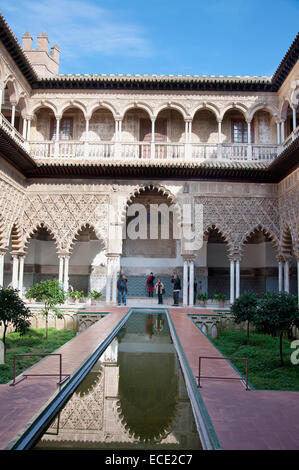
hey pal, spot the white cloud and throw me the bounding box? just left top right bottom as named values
left=0, top=0, right=153, bottom=59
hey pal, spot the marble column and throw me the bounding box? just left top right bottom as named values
left=151, top=118, right=155, bottom=159
left=235, top=259, right=240, bottom=299
left=284, top=259, right=289, bottom=293
left=22, top=118, right=27, bottom=139
left=58, top=256, right=64, bottom=286
left=12, top=254, right=19, bottom=290
left=84, top=118, right=90, bottom=158
left=63, top=256, right=69, bottom=293
left=26, top=118, right=31, bottom=141
left=278, top=258, right=283, bottom=292
left=276, top=121, right=281, bottom=145
left=230, top=259, right=235, bottom=304
left=18, top=256, right=25, bottom=297
left=111, top=256, right=120, bottom=305
left=281, top=120, right=285, bottom=143
left=292, top=106, right=297, bottom=132
left=0, top=251, right=5, bottom=287
left=183, top=259, right=188, bottom=306
left=105, top=257, right=113, bottom=304
left=11, top=104, right=16, bottom=128
left=189, top=259, right=194, bottom=306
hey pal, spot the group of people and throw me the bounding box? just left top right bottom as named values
left=117, top=271, right=199, bottom=306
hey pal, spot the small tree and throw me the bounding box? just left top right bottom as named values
left=231, top=291, right=260, bottom=344
left=0, top=287, right=32, bottom=363
left=254, top=291, right=299, bottom=366
left=26, top=280, right=66, bottom=340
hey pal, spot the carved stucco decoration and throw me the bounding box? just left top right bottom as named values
left=196, top=195, right=280, bottom=258
left=21, top=192, right=109, bottom=254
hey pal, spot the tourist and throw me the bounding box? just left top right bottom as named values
left=117, top=274, right=128, bottom=306
left=171, top=272, right=181, bottom=306
left=155, top=278, right=165, bottom=304
left=146, top=272, right=155, bottom=297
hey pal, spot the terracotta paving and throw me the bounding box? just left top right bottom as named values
left=0, top=307, right=129, bottom=450
left=1, top=305, right=299, bottom=450
left=169, top=308, right=299, bottom=450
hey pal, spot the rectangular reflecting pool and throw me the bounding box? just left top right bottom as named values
left=33, top=310, right=202, bottom=450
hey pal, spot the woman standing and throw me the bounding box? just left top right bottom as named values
left=155, top=278, right=165, bottom=304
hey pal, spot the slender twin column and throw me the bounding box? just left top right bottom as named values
left=229, top=257, right=241, bottom=304
left=105, top=255, right=120, bottom=304
left=11, top=253, right=25, bottom=296
left=183, top=257, right=195, bottom=306
left=58, top=255, right=70, bottom=293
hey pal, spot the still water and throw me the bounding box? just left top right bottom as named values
left=34, top=311, right=202, bottom=450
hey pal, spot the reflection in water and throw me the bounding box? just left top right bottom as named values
left=34, top=312, right=202, bottom=450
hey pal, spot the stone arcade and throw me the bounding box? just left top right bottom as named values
left=0, top=14, right=298, bottom=306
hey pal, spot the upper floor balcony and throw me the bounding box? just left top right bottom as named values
left=1, top=102, right=298, bottom=165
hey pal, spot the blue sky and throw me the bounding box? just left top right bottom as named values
left=0, top=0, right=298, bottom=76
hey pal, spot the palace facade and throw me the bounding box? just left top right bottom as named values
left=0, top=14, right=298, bottom=305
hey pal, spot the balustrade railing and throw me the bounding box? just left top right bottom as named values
left=28, top=140, right=279, bottom=162
left=0, top=114, right=27, bottom=149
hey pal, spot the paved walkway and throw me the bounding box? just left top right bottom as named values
left=169, top=308, right=299, bottom=450
left=1, top=306, right=298, bottom=450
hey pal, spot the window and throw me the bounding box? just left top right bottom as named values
left=232, top=120, right=248, bottom=143
left=50, top=117, right=73, bottom=140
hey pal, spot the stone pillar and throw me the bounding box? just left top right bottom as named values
left=0, top=83, right=3, bottom=114
left=281, top=120, right=285, bottom=143
left=84, top=118, right=90, bottom=158
left=63, top=256, right=69, bottom=293
left=18, top=255, right=25, bottom=297
left=111, top=256, right=120, bottom=305
left=189, top=259, right=194, bottom=306
left=278, top=258, right=283, bottom=292
left=12, top=254, right=19, bottom=290
left=235, top=259, right=240, bottom=299
left=284, top=259, right=289, bottom=293
left=276, top=121, right=281, bottom=145
left=105, top=257, right=113, bottom=304
left=54, top=117, right=60, bottom=157
left=58, top=256, right=64, bottom=286
left=151, top=118, right=155, bottom=159
left=11, top=104, right=16, bottom=128
left=247, top=121, right=252, bottom=159
left=0, top=251, right=5, bottom=287
left=183, top=259, right=188, bottom=306
left=22, top=118, right=27, bottom=139
left=292, top=106, right=297, bottom=132
left=27, top=118, right=31, bottom=141
left=230, top=259, right=235, bottom=304
left=217, top=119, right=223, bottom=158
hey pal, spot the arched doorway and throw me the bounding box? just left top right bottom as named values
left=121, top=187, right=181, bottom=299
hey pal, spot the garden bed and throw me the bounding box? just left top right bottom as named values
left=0, top=328, right=76, bottom=385
left=211, top=331, right=299, bottom=391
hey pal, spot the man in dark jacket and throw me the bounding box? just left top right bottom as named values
left=117, top=274, right=128, bottom=306
left=171, top=273, right=181, bottom=306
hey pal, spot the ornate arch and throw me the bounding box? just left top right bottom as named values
left=67, top=222, right=106, bottom=255
left=88, top=101, right=118, bottom=120
left=280, top=224, right=295, bottom=258
left=30, top=100, right=58, bottom=118
left=59, top=100, right=88, bottom=118
left=203, top=224, right=234, bottom=257
left=191, top=102, right=220, bottom=121
left=119, top=183, right=182, bottom=226
left=23, top=222, right=60, bottom=254
left=240, top=224, right=279, bottom=257
left=220, top=102, right=249, bottom=121
left=248, top=103, right=279, bottom=122
left=120, top=102, right=154, bottom=120
left=154, top=102, right=188, bottom=120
